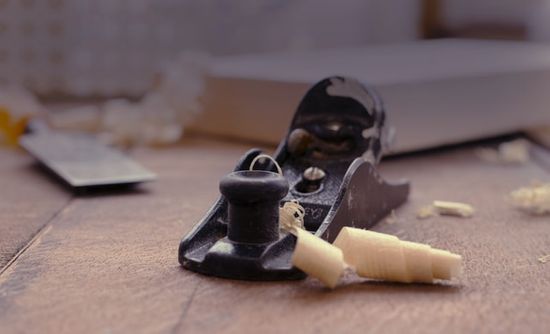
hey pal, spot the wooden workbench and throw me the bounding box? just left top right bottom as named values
left=0, top=137, right=549, bottom=334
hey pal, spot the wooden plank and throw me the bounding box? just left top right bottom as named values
left=0, top=138, right=248, bottom=333
left=0, top=139, right=549, bottom=334
left=0, top=148, right=71, bottom=269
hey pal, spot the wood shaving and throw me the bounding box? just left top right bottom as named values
left=291, top=228, right=345, bottom=289
left=279, top=200, right=305, bottom=231
left=510, top=183, right=550, bottom=215
left=333, top=227, right=462, bottom=283
left=475, top=139, right=530, bottom=165
left=433, top=200, right=474, bottom=218
left=291, top=226, right=462, bottom=288
left=538, top=254, right=550, bottom=264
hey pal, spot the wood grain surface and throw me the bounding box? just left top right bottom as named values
left=0, top=148, right=71, bottom=269
left=0, top=138, right=549, bottom=334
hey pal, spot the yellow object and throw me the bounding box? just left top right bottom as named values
left=333, top=227, right=462, bottom=283
left=0, top=106, right=29, bottom=146
left=291, top=228, right=346, bottom=289
left=433, top=200, right=474, bottom=218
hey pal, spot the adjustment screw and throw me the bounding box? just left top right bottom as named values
left=303, top=167, right=326, bottom=182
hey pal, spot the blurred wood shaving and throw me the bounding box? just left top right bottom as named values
left=475, top=139, right=530, bottom=165
left=510, top=183, right=550, bottom=215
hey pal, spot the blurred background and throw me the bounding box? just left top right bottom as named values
left=1, top=0, right=549, bottom=98
left=1, top=0, right=550, bottom=150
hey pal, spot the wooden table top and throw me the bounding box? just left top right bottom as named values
left=0, top=137, right=549, bottom=334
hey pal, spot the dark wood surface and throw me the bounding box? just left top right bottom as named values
left=0, top=149, right=71, bottom=269
left=0, top=138, right=549, bottom=334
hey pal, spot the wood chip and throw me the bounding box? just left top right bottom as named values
left=510, top=183, right=550, bottom=215
left=433, top=200, right=474, bottom=218
left=538, top=254, right=550, bottom=264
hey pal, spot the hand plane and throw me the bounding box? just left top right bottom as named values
left=178, top=76, right=410, bottom=280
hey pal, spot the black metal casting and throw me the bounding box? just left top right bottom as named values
left=178, top=76, right=410, bottom=280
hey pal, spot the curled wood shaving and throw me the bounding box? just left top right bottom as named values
left=291, top=228, right=345, bottom=289
left=291, top=226, right=462, bottom=288
left=279, top=200, right=305, bottom=232
left=538, top=255, right=550, bottom=264
left=333, top=227, right=462, bottom=284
